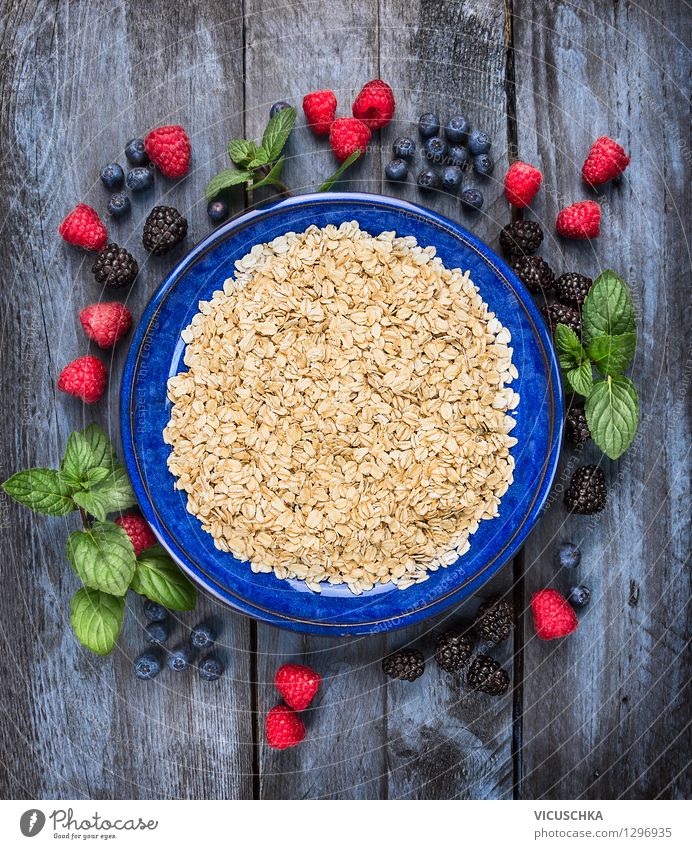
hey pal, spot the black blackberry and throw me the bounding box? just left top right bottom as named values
left=142, top=205, right=188, bottom=255
left=555, top=272, right=592, bottom=307
left=91, top=243, right=139, bottom=289
left=474, top=598, right=514, bottom=643
left=565, top=405, right=591, bottom=447
left=434, top=630, right=473, bottom=671
left=510, top=255, right=555, bottom=294
left=564, top=465, right=607, bottom=515
left=382, top=648, right=424, bottom=682
left=499, top=220, right=543, bottom=256
left=542, top=302, right=581, bottom=335
left=467, top=655, right=509, bottom=696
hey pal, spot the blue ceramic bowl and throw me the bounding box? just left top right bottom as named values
left=121, top=193, right=562, bottom=634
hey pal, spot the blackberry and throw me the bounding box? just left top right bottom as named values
left=467, top=655, right=509, bottom=696
left=565, top=405, right=591, bottom=446
left=555, top=272, right=592, bottom=307
left=91, top=243, right=139, bottom=289
left=510, top=255, right=555, bottom=294
left=542, top=302, right=581, bottom=336
left=142, top=205, right=188, bottom=255
left=382, top=648, right=424, bottom=681
left=499, top=220, right=543, bottom=256
left=434, top=630, right=473, bottom=671
left=474, top=598, right=514, bottom=643
left=564, top=465, right=607, bottom=515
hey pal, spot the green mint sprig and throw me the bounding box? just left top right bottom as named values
left=2, top=423, right=196, bottom=656
left=555, top=270, right=640, bottom=460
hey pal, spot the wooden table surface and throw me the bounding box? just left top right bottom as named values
left=0, top=0, right=689, bottom=800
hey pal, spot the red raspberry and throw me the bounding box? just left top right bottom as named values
left=59, top=204, right=107, bottom=251
left=582, top=136, right=630, bottom=185
left=302, top=89, right=337, bottom=136
left=329, top=117, right=371, bottom=162
left=79, top=302, right=132, bottom=349
left=275, top=663, right=322, bottom=711
left=144, top=125, right=191, bottom=178
left=531, top=589, right=579, bottom=640
left=352, top=79, right=395, bottom=130
left=115, top=513, right=157, bottom=556
left=556, top=200, right=601, bottom=239
left=265, top=705, right=306, bottom=750
left=504, top=161, right=543, bottom=207
left=57, top=356, right=106, bottom=404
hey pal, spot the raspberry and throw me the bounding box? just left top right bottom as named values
left=329, top=117, right=371, bottom=162
left=582, top=136, right=630, bottom=185
left=79, top=302, right=132, bottom=349
left=302, top=89, right=337, bottom=136
left=57, top=356, right=106, bottom=404
left=115, top=514, right=157, bottom=556
left=144, top=125, right=191, bottom=178
left=59, top=204, right=107, bottom=251
left=265, top=705, right=306, bottom=750
left=504, top=161, right=543, bottom=207
left=275, top=663, right=322, bottom=711
left=352, top=79, right=395, bottom=130
left=531, top=589, right=578, bottom=640
left=556, top=201, right=601, bottom=239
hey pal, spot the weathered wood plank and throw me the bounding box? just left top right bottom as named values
left=513, top=0, right=692, bottom=799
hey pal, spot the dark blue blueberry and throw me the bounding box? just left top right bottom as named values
left=472, top=153, right=494, bottom=176
left=269, top=100, right=292, bottom=118
left=100, top=162, right=124, bottom=191
left=199, top=654, right=224, bottom=682
left=441, top=165, right=463, bottom=190
left=423, top=136, right=447, bottom=164
left=107, top=192, right=131, bottom=218
left=385, top=158, right=408, bottom=182
left=207, top=199, right=229, bottom=223
left=190, top=622, right=216, bottom=651
left=568, top=585, right=591, bottom=608
left=416, top=169, right=440, bottom=192
left=143, top=599, right=168, bottom=622
left=167, top=644, right=191, bottom=672
left=126, top=166, right=154, bottom=192
left=393, top=137, right=416, bottom=159
left=460, top=187, right=484, bottom=210
left=134, top=651, right=162, bottom=680
left=554, top=542, right=581, bottom=570
left=145, top=620, right=170, bottom=646
left=418, top=113, right=440, bottom=138
left=444, top=115, right=471, bottom=144
left=467, top=130, right=491, bottom=155
left=447, top=145, right=469, bottom=167
left=125, top=137, right=149, bottom=166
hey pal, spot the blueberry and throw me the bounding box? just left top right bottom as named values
left=554, top=542, right=581, bottom=570
left=107, top=192, right=131, bottom=218
left=417, top=169, right=440, bottom=192
left=269, top=100, right=292, bottom=118
left=199, top=654, right=224, bottom=682
left=460, top=187, right=484, bottom=210
left=143, top=599, right=168, bottom=622
left=423, top=136, right=447, bottom=164
left=145, top=620, right=170, bottom=646
left=385, top=158, right=408, bottom=182
left=126, top=166, right=154, bottom=192
left=468, top=130, right=491, bottom=155
left=393, top=137, right=416, bottom=160
left=167, top=644, right=191, bottom=672
left=568, top=585, right=591, bottom=608
left=207, top=199, right=229, bottom=223
left=100, top=162, right=124, bottom=191
left=447, top=145, right=469, bottom=167
left=134, top=651, right=162, bottom=680
left=418, top=113, right=440, bottom=138
left=473, top=153, right=494, bottom=176
left=190, top=622, right=216, bottom=651
left=444, top=116, right=471, bottom=144
left=441, top=165, right=463, bottom=191
left=125, top=138, right=149, bottom=166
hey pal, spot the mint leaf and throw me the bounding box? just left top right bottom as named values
left=317, top=150, right=361, bottom=192
left=582, top=270, right=636, bottom=346
left=131, top=545, right=196, bottom=610
left=585, top=375, right=639, bottom=460
left=61, top=431, right=98, bottom=483
left=70, top=588, right=124, bottom=655
left=61, top=424, right=118, bottom=486
left=66, top=520, right=136, bottom=595
left=252, top=155, right=285, bottom=190
left=82, top=467, right=112, bottom=487
left=588, top=332, right=637, bottom=377
left=2, top=469, right=76, bottom=516
left=73, top=464, right=137, bottom=521
left=247, top=147, right=270, bottom=169
left=261, top=106, right=296, bottom=161
left=555, top=324, right=587, bottom=371
left=205, top=169, right=253, bottom=201
left=566, top=361, right=594, bottom=397
left=227, top=139, right=257, bottom=167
